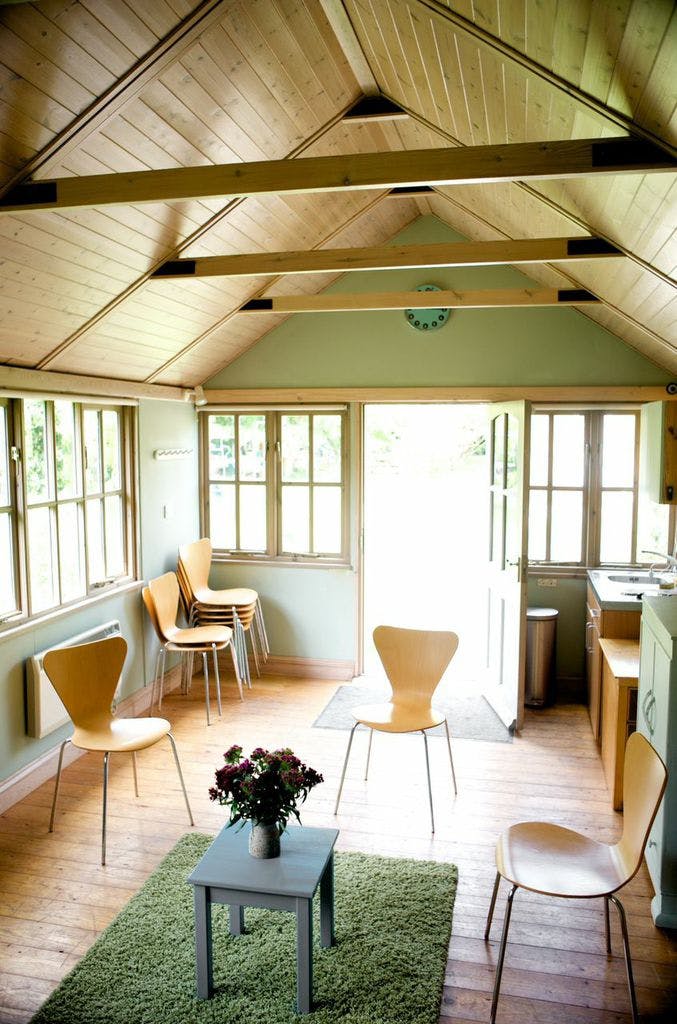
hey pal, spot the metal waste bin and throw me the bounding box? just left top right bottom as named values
left=525, top=607, right=558, bottom=707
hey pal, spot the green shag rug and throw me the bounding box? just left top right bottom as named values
left=31, top=833, right=457, bottom=1024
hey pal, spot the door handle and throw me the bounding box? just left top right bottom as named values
left=585, top=621, right=593, bottom=653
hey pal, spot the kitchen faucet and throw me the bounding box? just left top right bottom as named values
left=642, top=550, right=677, bottom=579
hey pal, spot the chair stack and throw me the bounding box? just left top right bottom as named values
left=177, top=538, right=269, bottom=687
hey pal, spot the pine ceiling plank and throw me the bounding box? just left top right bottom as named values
left=37, top=2, right=140, bottom=80
left=353, top=0, right=403, bottom=102
left=579, top=0, right=634, bottom=103
left=607, top=0, right=675, bottom=121
left=306, top=0, right=370, bottom=94
left=550, top=0, right=591, bottom=85
left=78, top=0, right=160, bottom=58
left=634, top=8, right=677, bottom=139
left=0, top=25, right=95, bottom=116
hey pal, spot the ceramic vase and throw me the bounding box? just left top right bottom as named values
left=248, top=821, right=281, bottom=858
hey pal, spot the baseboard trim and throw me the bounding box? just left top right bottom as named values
left=0, top=665, right=182, bottom=815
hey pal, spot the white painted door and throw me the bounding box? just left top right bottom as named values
left=485, top=401, right=530, bottom=732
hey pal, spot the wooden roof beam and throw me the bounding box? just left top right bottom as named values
left=2, top=138, right=673, bottom=214
left=239, top=288, right=599, bottom=313
left=152, top=237, right=621, bottom=280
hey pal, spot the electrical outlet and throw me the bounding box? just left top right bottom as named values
left=537, top=577, right=558, bottom=587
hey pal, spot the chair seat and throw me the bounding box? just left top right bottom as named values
left=496, top=821, right=625, bottom=898
left=352, top=700, right=446, bottom=733
left=192, top=586, right=258, bottom=606
left=72, top=716, right=171, bottom=753
left=165, top=624, right=231, bottom=645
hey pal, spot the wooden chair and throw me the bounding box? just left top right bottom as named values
left=43, top=635, right=194, bottom=866
left=146, top=572, right=243, bottom=721
left=178, top=538, right=269, bottom=682
left=334, top=625, right=460, bottom=832
left=484, top=731, right=668, bottom=1024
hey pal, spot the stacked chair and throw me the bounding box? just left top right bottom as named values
left=143, top=571, right=243, bottom=726
left=177, top=538, right=269, bottom=687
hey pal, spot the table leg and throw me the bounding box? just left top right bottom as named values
left=229, top=904, right=245, bottom=935
left=320, top=853, right=335, bottom=947
left=296, top=897, right=313, bottom=1014
left=193, top=885, right=213, bottom=999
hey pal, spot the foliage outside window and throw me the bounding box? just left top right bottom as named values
left=0, top=397, right=135, bottom=626
left=203, top=410, right=347, bottom=562
left=528, top=410, right=672, bottom=567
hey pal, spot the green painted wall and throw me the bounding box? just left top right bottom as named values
left=205, top=214, right=669, bottom=673
left=0, top=399, right=198, bottom=786
left=209, top=216, right=670, bottom=390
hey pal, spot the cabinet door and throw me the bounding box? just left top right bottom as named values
left=586, top=604, right=603, bottom=741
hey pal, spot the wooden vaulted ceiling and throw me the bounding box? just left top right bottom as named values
left=0, top=0, right=675, bottom=390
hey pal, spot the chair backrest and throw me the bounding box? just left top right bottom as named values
left=373, top=625, right=459, bottom=705
left=142, top=586, right=164, bottom=643
left=614, top=732, right=668, bottom=883
left=147, top=572, right=181, bottom=640
left=43, top=635, right=127, bottom=727
left=178, top=538, right=211, bottom=592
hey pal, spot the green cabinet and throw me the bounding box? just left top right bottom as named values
left=638, top=597, right=677, bottom=927
left=640, top=401, right=677, bottom=504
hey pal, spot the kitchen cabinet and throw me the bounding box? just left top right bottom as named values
left=599, top=638, right=639, bottom=810
left=639, top=400, right=677, bottom=504
left=586, top=584, right=640, bottom=742
left=637, top=597, right=677, bottom=928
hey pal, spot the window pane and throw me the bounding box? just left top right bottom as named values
left=24, top=399, right=50, bottom=503
left=0, top=512, right=16, bottom=615
left=239, top=484, right=267, bottom=550
left=104, top=494, right=124, bottom=576
left=602, top=415, right=635, bottom=488
left=505, top=414, right=518, bottom=490
left=550, top=490, right=583, bottom=562
left=552, top=415, right=585, bottom=486
left=84, top=410, right=102, bottom=494
left=492, top=413, right=505, bottom=488
left=528, top=490, right=547, bottom=560
left=600, top=491, right=633, bottom=563
left=58, top=503, right=85, bottom=601
left=282, top=415, right=309, bottom=482
left=27, top=506, right=57, bottom=611
left=282, top=485, right=309, bottom=552
left=313, top=486, right=341, bottom=553
left=636, top=493, right=670, bottom=563
left=530, top=415, right=549, bottom=486
left=313, top=415, right=342, bottom=483
left=239, top=415, right=266, bottom=481
left=55, top=401, right=79, bottom=499
left=102, top=411, right=121, bottom=491
left=0, top=406, right=9, bottom=506
left=209, top=484, right=236, bottom=549
left=86, top=498, right=105, bottom=583
left=209, top=416, right=235, bottom=481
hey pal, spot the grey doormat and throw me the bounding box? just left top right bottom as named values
left=313, top=683, right=512, bottom=743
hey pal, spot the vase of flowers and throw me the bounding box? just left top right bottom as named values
left=209, top=745, right=324, bottom=858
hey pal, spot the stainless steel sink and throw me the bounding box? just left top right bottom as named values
left=606, top=573, right=659, bottom=584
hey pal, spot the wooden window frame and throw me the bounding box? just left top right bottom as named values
left=0, top=397, right=137, bottom=631
left=201, top=408, right=349, bottom=565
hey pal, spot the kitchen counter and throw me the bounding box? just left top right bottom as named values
left=588, top=569, right=677, bottom=611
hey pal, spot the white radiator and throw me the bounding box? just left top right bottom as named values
left=26, top=620, right=121, bottom=739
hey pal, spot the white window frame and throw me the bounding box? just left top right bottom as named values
left=200, top=407, right=350, bottom=565
left=0, top=396, right=138, bottom=630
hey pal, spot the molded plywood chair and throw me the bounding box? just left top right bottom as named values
left=334, top=625, right=460, bottom=833
left=44, top=635, right=194, bottom=866
left=178, top=538, right=268, bottom=683
left=484, top=731, right=668, bottom=1024
left=146, top=572, right=242, bottom=721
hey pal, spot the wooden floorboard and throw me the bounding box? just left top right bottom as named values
left=0, top=676, right=675, bottom=1023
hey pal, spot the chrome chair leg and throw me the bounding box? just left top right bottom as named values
left=443, top=718, right=458, bottom=795
left=158, top=647, right=167, bottom=709
left=609, top=894, right=639, bottom=1024
left=202, top=651, right=211, bottom=726
left=132, top=751, right=139, bottom=797
left=364, top=728, right=373, bottom=780
left=212, top=643, right=222, bottom=717
left=49, top=738, right=70, bottom=833
left=249, top=624, right=261, bottom=677
left=604, top=895, right=612, bottom=955
left=150, top=645, right=162, bottom=710
left=334, top=723, right=358, bottom=814
left=489, top=884, right=518, bottom=1024
left=230, top=641, right=244, bottom=700
left=422, top=729, right=435, bottom=833
left=167, top=732, right=194, bottom=826
left=255, top=597, right=269, bottom=655
left=102, top=751, right=110, bottom=866
left=484, top=871, right=501, bottom=940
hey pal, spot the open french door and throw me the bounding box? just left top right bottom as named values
left=485, top=401, right=531, bottom=732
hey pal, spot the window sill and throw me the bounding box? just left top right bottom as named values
left=212, top=555, right=354, bottom=571
left=0, top=579, right=143, bottom=644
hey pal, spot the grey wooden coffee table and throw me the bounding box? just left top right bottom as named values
left=187, top=823, right=339, bottom=1014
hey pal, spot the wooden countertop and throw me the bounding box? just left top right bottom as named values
left=598, top=637, right=640, bottom=683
